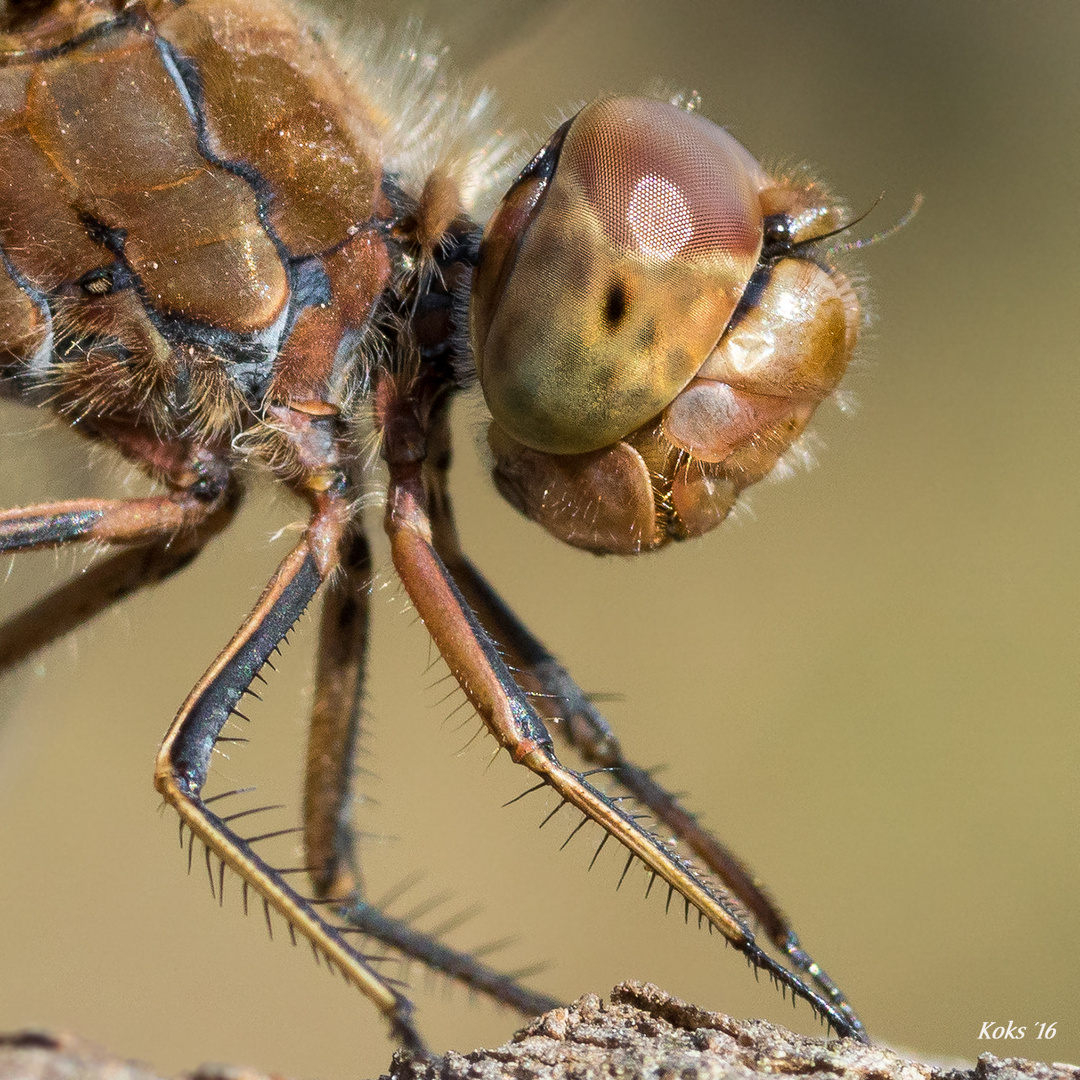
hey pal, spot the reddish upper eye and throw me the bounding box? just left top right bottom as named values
left=567, top=97, right=764, bottom=275
left=470, top=96, right=767, bottom=455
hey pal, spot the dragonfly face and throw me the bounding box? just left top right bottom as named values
left=0, top=0, right=870, bottom=1061
left=472, top=95, right=858, bottom=553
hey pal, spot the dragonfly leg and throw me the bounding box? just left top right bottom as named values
left=304, top=528, right=373, bottom=901
left=420, top=404, right=863, bottom=1036
left=303, top=524, right=562, bottom=1016
left=337, top=898, right=563, bottom=1017
left=154, top=493, right=426, bottom=1054
left=0, top=487, right=235, bottom=554
left=0, top=483, right=241, bottom=674
left=383, top=435, right=865, bottom=1041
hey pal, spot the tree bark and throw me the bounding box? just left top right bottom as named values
left=2, top=983, right=1076, bottom=1080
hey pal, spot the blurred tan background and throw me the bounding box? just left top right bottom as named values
left=0, top=1, right=1076, bottom=1077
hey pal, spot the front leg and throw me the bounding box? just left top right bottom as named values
left=382, top=431, right=865, bottom=1042
left=422, top=405, right=858, bottom=1025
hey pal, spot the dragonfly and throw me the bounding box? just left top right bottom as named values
left=0, top=0, right=876, bottom=1054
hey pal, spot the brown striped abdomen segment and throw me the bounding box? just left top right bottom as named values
left=0, top=0, right=388, bottom=432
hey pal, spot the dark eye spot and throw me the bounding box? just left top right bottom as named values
left=603, top=278, right=629, bottom=330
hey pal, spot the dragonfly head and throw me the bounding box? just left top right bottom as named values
left=470, top=96, right=861, bottom=554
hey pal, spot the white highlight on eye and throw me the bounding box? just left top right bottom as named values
left=626, top=174, right=693, bottom=259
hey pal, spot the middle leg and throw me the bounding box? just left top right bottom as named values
left=302, top=523, right=562, bottom=1016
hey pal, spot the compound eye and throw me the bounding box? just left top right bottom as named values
left=471, top=96, right=766, bottom=455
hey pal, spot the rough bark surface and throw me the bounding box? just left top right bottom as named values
left=2, top=983, right=1077, bottom=1080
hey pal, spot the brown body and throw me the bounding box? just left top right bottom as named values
left=0, top=0, right=869, bottom=1054
left=1, top=0, right=385, bottom=419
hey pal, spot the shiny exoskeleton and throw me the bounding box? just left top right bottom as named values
left=0, top=0, right=867, bottom=1053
